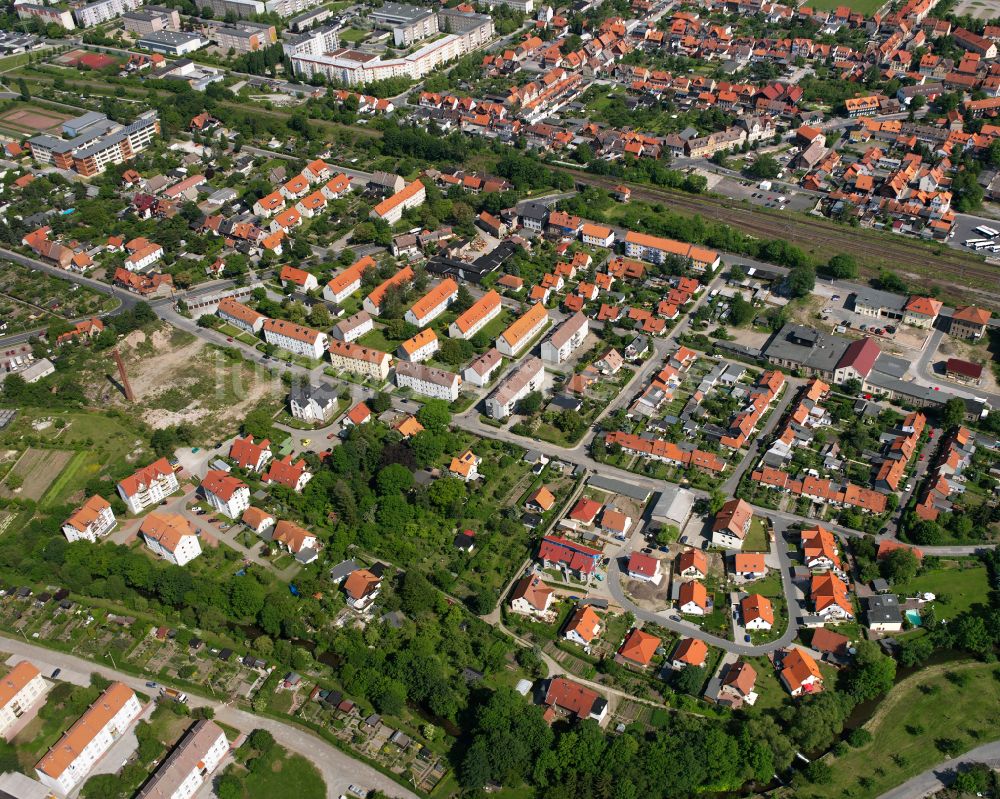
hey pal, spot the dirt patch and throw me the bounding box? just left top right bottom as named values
left=88, top=323, right=284, bottom=437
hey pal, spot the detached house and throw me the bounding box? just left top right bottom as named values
left=671, top=638, right=708, bottom=669
left=271, top=519, right=320, bottom=564
left=779, top=648, right=823, bottom=697
left=711, top=498, right=753, bottom=549
left=280, top=265, right=318, bottom=292
left=229, top=435, right=272, bottom=472
left=344, top=569, right=381, bottom=610
left=264, top=454, right=312, bottom=492
left=678, top=580, right=708, bottom=616
left=740, top=594, right=774, bottom=631
left=510, top=574, right=554, bottom=617
left=564, top=605, right=601, bottom=648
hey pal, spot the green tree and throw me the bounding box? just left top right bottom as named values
left=844, top=640, right=896, bottom=702
left=942, top=398, right=966, bottom=429
left=17, top=78, right=30, bottom=101
left=416, top=399, right=451, bottom=432
left=824, top=253, right=858, bottom=280
left=786, top=264, right=816, bottom=298
left=746, top=153, right=780, bottom=179
left=376, top=463, right=414, bottom=495
left=517, top=391, right=543, bottom=415
left=880, top=548, right=919, bottom=584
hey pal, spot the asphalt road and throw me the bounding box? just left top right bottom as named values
left=0, top=634, right=417, bottom=799
left=876, top=740, right=1000, bottom=799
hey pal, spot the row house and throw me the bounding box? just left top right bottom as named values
left=396, top=361, right=461, bottom=401
left=262, top=318, right=327, bottom=359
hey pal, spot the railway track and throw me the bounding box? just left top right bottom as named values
left=567, top=168, right=1000, bottom=305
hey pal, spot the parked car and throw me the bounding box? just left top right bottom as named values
left=51, top=668, right=61, bottom=678
left=744, top=634, right=751, bottom=643
left=145, top=681, right=158, bottom=688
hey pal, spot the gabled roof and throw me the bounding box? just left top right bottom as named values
left=511, top=574, right=553, bottom=612
left=627, top=550, right=659, bottom=577
left=741, top=593, right=774, bottom=625
left=678, top=580, right=708, bottom=610
left=672, top=637, right=707, bottom=666
left=201, top=470, right=247, bottom=502
left=564, top=605, right=601, bottom=643
left=677, top=548, right=707, bottom=575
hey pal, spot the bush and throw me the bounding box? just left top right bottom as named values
left=847, top=728, right=872, bottom=748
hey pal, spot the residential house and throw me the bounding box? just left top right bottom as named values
left=117, top=458, right=179, bottom=514
left=510, top=574, right=553, bottom=617
left=671, top=638, right=707, bottom=669
left=263, top=454, right=312, bottom=492
left=677, top=549, right=707, bottom=579
left=618, top=628, right=660, bottom=668
left=228, top=435, right=272, bottom=472
left=62, top=496, right=116, bottom=543
left=711, top=498, right=753, bottom=549
left=564, top=605, right=601, bottom=648
left=779, top=648, right=823, bottom=697
left=344, top=569, right=381, bottom=610
left=139, top=512, right=202, bottom=566
left=201, top=470, right=250, bottom=519
left=741, top=594, right=774, bottom=630
left=678, top=580, right=708, bottom=616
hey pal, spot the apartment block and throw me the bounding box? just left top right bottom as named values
left=328, top=340, right=392, bottom=381
left=486, top=357, right=544, bottom=419
left=62, top=495, right=116, bottom=543
left=395, top=361, right=461, bottom=401
left=36, top=684, right=142, bottom=794
left=497, top=303, right=549, bottom=357
left=541, top=311, right=588, bottom=365
left=262, top=319, right=328, bottom=359
left=117, top=457, right=179, bottom=514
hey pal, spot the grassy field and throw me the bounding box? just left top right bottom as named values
left=0, top=448, right=74, bottom=501
left=743, top=517, right=769, bottom=552
left=227, top=743, right=327, bottom=799
left=39, top=450, right=99, bottom=509
left=338, top=28, right=368, bottom=42
left=897, top=560, right=990, bottom=618
left=798, top=660, right=999, bottom=799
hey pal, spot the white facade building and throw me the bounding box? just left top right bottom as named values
left=486, top=357, right=544, bottom=419
left=36, top=683, right=142, bottom=795
left=0, top=661, right=47, bottom=740
left=262, top=319, right=328, bottom=359
left=395, top=361, right=461, bottom=401
left=201, top=470, right=250, bottom=519
left=140, top=513, right=203, bottom=567
left=136, top=720, right=229, bottom=799
left=62, top=495, right=116, bottom=543
left=540, top=311, right=588, bottom=365
left=117, top=458, right=179, bottom=515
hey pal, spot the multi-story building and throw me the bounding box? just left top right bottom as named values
left=122, top=6, right=180, bottom=34
left=0, top=661, right=47, bottom=739
left=398, top=328, right=439, bottom=363
left=949, top=306, right=992, bottom=340
left=395, top=361, right=461, bottom=401
left=211, top=21, right=276, bottom=52
left=370, top=3, right=438, bottom=47
left=136, top=720, right=230, bottom=799
left=623, top=231, right=721, bottom=273
left=371, top=181, right=427, bottom=225
left=140, top=512, right=203, bottom=566
left=486, top=357, right=544, bottom=419
left=405, top=278, right=457, bottom=327
left=437, top=6, right=494, bottom=43
left=323, top=255, right=374, bottom=303
left=228, top=435, right=272, bottom=472
left=541, top=311, right=588, bottom=365
left=282, top=23, right=340, bottom=57
left=62, top=495, right=116, bottom=543
left=28, top=112, right=159, bottom=177
left=264, top=455, right=312, bottom=492
left=35, top=684, right=143, bottom=794
left=290, top=31, right=480, bottom=85
left=201, top=470, right=250, bottom=518
left=117, top=457, right=179, bottom=514
left=497, top=303, right=549, bottom=357
left=327, top=340, right=391, bottom=381
left=711, top=499, right=754, bottom=550
left=196, top=0, right=264, bottom=19
left=580, top=223, right=614, bottom=248
left=363, top=266, right=414, bottom=316
left=217, top=297, right=267, bottom=335
left=331, top=310, right=373, bottom=343
left=262, top=319, right=328, bottom=359
left=74, top=0, right=142, bottom=27
left=13, top=2, right=75, bottom=30
left=449, top=290, right=501, bottom=339
left=464, top=348, right=502, bottom=387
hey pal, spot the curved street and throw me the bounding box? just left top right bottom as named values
left=0, top=634, right=417, bottom=799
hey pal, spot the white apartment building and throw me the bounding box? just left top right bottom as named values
left=36, top=683, right=142, bottom=795
left=74, top=0, right=141, bottom=28
left=123, top=243, right=164, bottom=272
left=331, top=310, right=373, bottom=343
left=497, top=303, right=549, bottom=357
left=117, top=458, right=179, bottom=515
left=540, top=311, right=588, bottom=365
left=136, top=720, right=229, bottom=799
left=449, top=290, right=501, bottom=340
left=0, top=661, right=47, bottom=740
left=289, top=383, right=339, bottom=423
left=486, top=357, right=544, bottom=419
left=405, top=278, right=457, bottom=327
left=62, top=495, right=116, bottom=543
left=323, top=256, right=374, bottom=304
left=262, top=318, right=328, bottom=359
left=398, top=328, right=439, bottom=363
left=328, top=340, right=392, bottom=381
left=201, top=470, right=250, bottom=519
left=463, top=348, right=502, bottom=387
left=217, top=297, right=267, bottom=335
left=371, top=181, right=427, bottom=226
left=395, top=361, right=461, bottom=401
left=369, top=3, right=438, bottom=47
left=140, top=513, right=203, bottom=566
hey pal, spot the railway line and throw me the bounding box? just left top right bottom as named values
left=567, top=168, right=1000, bottom=305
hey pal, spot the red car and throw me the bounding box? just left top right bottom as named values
left=226, top=337, right=234, bottom=342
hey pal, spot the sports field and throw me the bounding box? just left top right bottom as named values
left=0, top=103, right=72, bottom=138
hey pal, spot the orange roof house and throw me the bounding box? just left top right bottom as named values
left=618, top=628, right=661, bottom=666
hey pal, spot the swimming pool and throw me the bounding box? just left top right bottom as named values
left=905, top=609, right=922, bottom=626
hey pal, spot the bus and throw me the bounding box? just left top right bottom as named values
left=964, top=238, right=987, bottom=247
left=973, top=240, right=995, bottom=250
left=974, top=225, right=999, bottom=237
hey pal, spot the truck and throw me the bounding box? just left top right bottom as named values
left=159, top=687, right=188, bottom=704
left=757, top=180, right=772, bottom=191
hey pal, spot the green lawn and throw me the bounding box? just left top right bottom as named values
left=357, top=327, right=401, bottom=354
left=799, top=660, right=998, bottom=799
left=897, top=560, right=990, bottom=618
left=39, top=450, right=98, bottom=509
left=238, top=747, right=326, bottom=799
left=743, top=517, right=769, bottom=552
left=338, top=27, right=368, bottom=42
